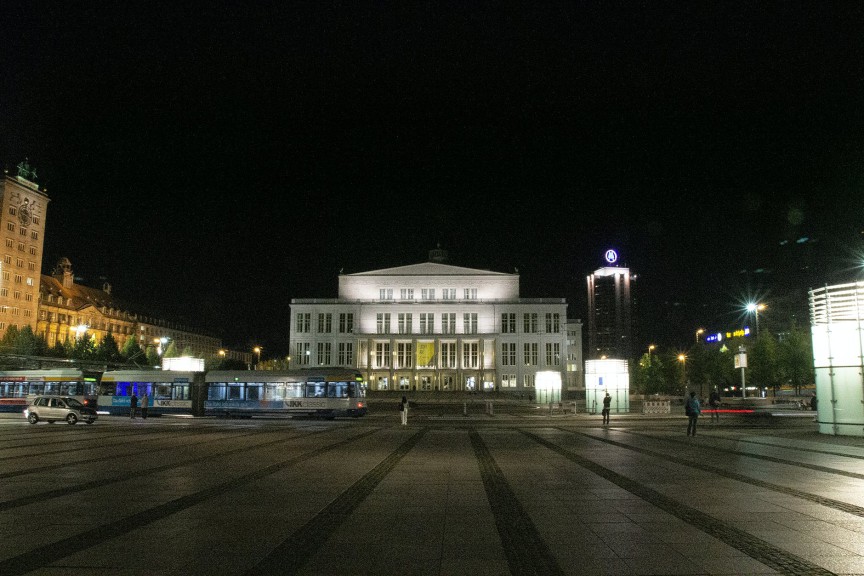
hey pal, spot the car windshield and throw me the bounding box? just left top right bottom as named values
left=64, top=398, right=84, bottom=409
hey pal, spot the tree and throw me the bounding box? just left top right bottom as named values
left=13, top=325, right=39, bottom=356
left=70, top=334, right=97, bottom=360
left=749, top=333, right=779, bottom=396
left=97, top=333, right=122, bottom=363
left=120, top=337, right=145, bottom=365
left=778, top=325, right=814, bottom=395
left=145, top=344, right=160, bottom=367
left=163, top=340, right=179, bottom=358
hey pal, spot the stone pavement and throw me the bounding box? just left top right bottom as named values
left=0, top=409, right=862, bottom=575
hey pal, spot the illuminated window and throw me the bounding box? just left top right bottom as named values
left=442, top=288, right=456, bottom=300
left=400, top=288, right=414, bottom=300
left=421, top=288, right=435, bottom=300
left=379, top=288, right=393, bottom=300
left=441, top=342, right=456, bottom=368
left=374, top=342, right=390, bottom=368
left=501, top=374, right=516, bottom=388
left=464, top=288, right=477, bottom=300
left=462, top=342, right=478, bottom=368
left=396, top=342, right=413, bottom=368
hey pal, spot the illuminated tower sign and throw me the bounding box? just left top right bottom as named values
left=586, top=250, right=632, bottom=360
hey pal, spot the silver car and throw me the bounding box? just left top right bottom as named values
left=25, top=396, right=98, bottom=425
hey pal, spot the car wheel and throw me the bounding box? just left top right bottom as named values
left=27, top=413, right=38, bottom=424
left=66, top=413, right=78, bottom=425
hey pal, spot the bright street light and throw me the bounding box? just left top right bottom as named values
left=648, top=345, right=656, bottom=366
left=253, top=346, right=262, bottom=369
left=746, top=302, right=767, bottom=337
left=695, top=328, right=704, bottom=343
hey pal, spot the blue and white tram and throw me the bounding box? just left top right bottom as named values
left=204, top=369, right=367, bottom=418
left=98, top=370, right=197, bottom=416
left=0, top=369, right=100, bottom=413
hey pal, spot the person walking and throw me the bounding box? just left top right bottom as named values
left=601, top=392, right=611, bottom=425
left=400, top=395, right=408, bottom=425
left=709, top=388, right=721, bottom=423
left=141, top=392, right=149, bottom=420
left=686, top=391, right=701, bottom=436
left=130, top=392, right=138, bottom=419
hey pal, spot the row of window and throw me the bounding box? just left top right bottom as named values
left=0, top=306, right=32, bottom=317
left=1, top=255, right=37, bottom=270
left=5, top=221, right=39, bottom=239
left=0, top=287, right=34, bottom=301
left=3, top=238, right=38, bottom=255
left=379, top=288, right=479, bottom=301
left=291, top=341, right=561, bottom=369
left=7, top=206, right=40, bottom=225
left=294, top=312, right=562, bottom=335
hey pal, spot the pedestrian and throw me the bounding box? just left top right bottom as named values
left=400, top=395, right=408, bottom=425
left=686, top=391, right=701, bottom=436
left=601, top=392, right=611, bottom=424
left=709, top=388, right=721, bottom=423
left=130, top=392, right=138, bottom=419
left=141, top=392, right=149, bottom=419
left=810, top=393, right=818, bottom=411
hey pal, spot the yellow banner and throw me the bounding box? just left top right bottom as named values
left=416, top=342, right=435, bottom=367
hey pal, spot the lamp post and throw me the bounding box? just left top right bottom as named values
left=253, top=346, right=262, bottom=370
left=678, top=354, right=687, bottom=395
left=648, top=345, right=656, bottom=367
left=695, top=328, right=704, bottom=343
left=746, top=303, right=766, bottom=337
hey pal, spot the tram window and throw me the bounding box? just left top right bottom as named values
left=208, top=383, right=227, bottom=400
left=14, top=383, right=29, bottom=397
left=246, top=383, right=263, bottom=401
left=155, top=384, right=172, bottom=399
left=61, top=381, right=80, bottom=396
left=174, top=385, right=190, bottom=400
left=43, top=382, right=60, bottom=395
left=305, top=383, right=325, bottom=398
left=284, top=382, right=303, bottom=398
left=265, top=383, right=283, bottom=401
left=328, top=382, right=349, bottom=398
left=228, top=383, right=244, bottom=400
left=28, top=383, right=44, bottom=396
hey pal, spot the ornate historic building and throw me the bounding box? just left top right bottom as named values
left=290, top=250, right=581, bottom=393
left=37, top=257, right=221, bottom=357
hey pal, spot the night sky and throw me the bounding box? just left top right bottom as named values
left=2, top=3, right=863, bottom=357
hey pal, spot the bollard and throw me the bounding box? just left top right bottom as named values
left=463, top=401, right=467, bottom=416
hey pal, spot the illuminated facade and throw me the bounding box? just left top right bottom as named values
left=586, top=256, right=633, bottom=360
left=289, top=255, right=578, bottom=393
left=37, top=258, right=221, bottom=358
left=0, top=170, right=49, bottom=339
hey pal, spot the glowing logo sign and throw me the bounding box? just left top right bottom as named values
left=604, top=249, right=618, bottom=264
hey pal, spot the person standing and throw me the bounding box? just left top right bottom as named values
left=130, top=392, right=138, bottom=419
left=400, top=395, right=408, bottom=425
left=601, top=392, right=611, bottom=425
left=141, top=392, right=149, bottom=420
left=709, top=388, right=721, bottom=423
left=686, top=391, right=701, bottom=436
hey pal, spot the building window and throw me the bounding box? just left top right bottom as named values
left=14, top=274, right=21, bottom=284
left=400, top=288, right=414, bottom=300
left=15, top=257, right=23, bottom=267
left=338, top=342, right=354, bottom=365
left=523, top=313, right=538, bottom=333
left=501, top=374, right=516, bottom=388
left=398, top=313, right=412, bottom=334
left=338, top=313, right=354, bottom=333
left=317, top=313, right=332, bottom=333
left=523, top=343, right=538, bottom=365
left=379, top=288, right=393, bottom=300
left=28, top=262, right=35, bottom=271
left=397, top=343, right=413, bottom=368
left=523, top=374, right=535, bottom=388
left=25, top=277, right=33, bottom=286
left=501, top=313, right=516, bottom=333
left=3, top=255, right=9, bottom=265
left=421, top=288, right=435, bottom=300
left=317, top=342, right=332, bottom=365
left=17, top=242, right=24, bottom=252
left=463, top=313, right=477, bottom=334
left=30, top=231, right=38, bottom=240
left=442, top=313, right=455, bottom=334
left=442, top=288, right=456, bottom=300
left=295, top=313, right=311, bottom=333
left=462, top=342, right=478, bottom=368
left=25, top=293, right=32, bottom=302
left=464, top=288, right=477, bottom=300
left=28, top=246, right=35, bottom=255
left=13, top=291, right=20, bottom=299
left=376, top=313, right=391, bottom=334
left=501, top=343, right=516, bottom=366
left=6, top=222, right=14, bottom=232
left=374, top=342, right=390, bottom=368
left=546, top=343, right=561, bottom=366
left=441, top=342, right=456, bottom=368
left=294, top=342, right=311, bottom=365
left=545, top=313, right=560, bottom=333
left=419, top=313, right=434, bottom=334
left=0, top=288, right=7, bottom=297
left=4, top=238, right=12, bottom=248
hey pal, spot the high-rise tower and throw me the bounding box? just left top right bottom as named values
left=586, top=249, right=632, bottom=360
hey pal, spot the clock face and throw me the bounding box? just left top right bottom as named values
left=18, top=201, right=32, bottom=227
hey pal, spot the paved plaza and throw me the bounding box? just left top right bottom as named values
left=0, top=405, right=862, bottom=575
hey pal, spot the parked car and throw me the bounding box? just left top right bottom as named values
left=25, top=396, right=98, bottom=425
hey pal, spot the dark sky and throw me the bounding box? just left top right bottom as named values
left=2, top=2, right=863, bottom=357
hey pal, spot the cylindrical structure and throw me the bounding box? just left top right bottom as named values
left=809, top=283, right=864, bottom=437
left=584, top=359, right=630, bottom=413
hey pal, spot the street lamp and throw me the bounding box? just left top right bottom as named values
left=695, top=328, right=704, bottom=343
left=647, top=345, right=656, bottom=366
left=746, top=303, right=767, bottom=337
left=253, top=346, right=262, bottom=369
left=678, top=353, right=687, bottom=394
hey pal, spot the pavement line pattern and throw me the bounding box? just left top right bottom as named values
left=625, top=429, right=864, bottom=480
left=697, top=433, right=864, bottom=460
left=571, top=428, right=864, bottom=519
left=0, top=428, right=327, bottom=512
left=524, top=430, right=838, bottom=576
left=0, top=426, right=168, bottom=456
left=470, top=429, right=566, bottom=576
left=245, top=428, right=428, bottom=576
left=0, top=428, right=381, bottom=576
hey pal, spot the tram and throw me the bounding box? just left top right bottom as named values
left=0, top=369, right=100, bottom=413
left=98, top=370, right=196, bottom=417
left=204, top=368, right=367, bottom=418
